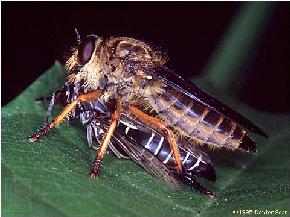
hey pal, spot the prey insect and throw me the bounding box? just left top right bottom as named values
left=29, top=33, right=267, bottom=197
left=88, top=105, right=216, bottom=197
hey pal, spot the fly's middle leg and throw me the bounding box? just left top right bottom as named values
left=128, top=105, right=183, bottom=175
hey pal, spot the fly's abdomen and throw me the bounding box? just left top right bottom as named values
left=153, top=87, right=256, bottom=152
left=117, top=118, right=216, bottom=181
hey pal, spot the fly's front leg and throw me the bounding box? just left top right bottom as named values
left=128, top=106, right=183, bottom=175
left=90, top=99, right=121, bottom=178
left=29, top=90, right=102, bottom=142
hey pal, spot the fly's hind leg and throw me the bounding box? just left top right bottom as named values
left=90, top=99, right=121, bottom=178
left=29, top=90, right=102, bottom=142
left=128, top=105, right=183, bottom=175
left=182, top=174, right=216, bottom=198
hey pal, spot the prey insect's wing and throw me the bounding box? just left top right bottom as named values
left=111, top=132, right=181, bottom=190
left=150, top=67, right=267, bottom=138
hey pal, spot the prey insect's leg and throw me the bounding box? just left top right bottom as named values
left=36, top=88, right=66, bottom=125
left=181, top=175, right=216, bottom=198
left=44, top=92, right=56, bottom=125
left=128, top=106, right=183, bottom=175
left=90, top=99, right=121, bottom=178
left=35, top=88, right=65, bottom=104
left=29, top=90, right=102, bottom=142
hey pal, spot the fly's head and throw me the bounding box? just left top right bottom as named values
left=65, top=35, right=107, bottom=92
left=65, top=34, right=167, bottom=99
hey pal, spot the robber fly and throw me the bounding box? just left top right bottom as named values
left=29, top=33, right=267, bottom=197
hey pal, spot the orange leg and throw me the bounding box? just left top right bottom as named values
left=90, top=99, right=121, bottom=178
left=128, top=106, right=183, bottom=175
left=29, top=90, right=102, bottom=142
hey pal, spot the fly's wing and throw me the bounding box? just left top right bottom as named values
left=111, top=133, right=181, bottom=190
left=150, top=67, right=267, bottom=138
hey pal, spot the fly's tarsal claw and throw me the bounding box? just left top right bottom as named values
left=90, top=159, right=103, bottom=178
left=28, top=123, right=54, bottom=142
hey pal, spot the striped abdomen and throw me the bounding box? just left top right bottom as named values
left=152, top=87, right=256, bottom=152
left=117, top=118, right=216, bottom=181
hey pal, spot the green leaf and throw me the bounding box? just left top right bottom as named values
left=2, top=62, right=289, bottom=217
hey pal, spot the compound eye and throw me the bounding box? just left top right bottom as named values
left=77, top=36, right=96, bottom=65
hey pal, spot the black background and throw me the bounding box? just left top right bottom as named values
left=2, top=2, right=290, bottom=112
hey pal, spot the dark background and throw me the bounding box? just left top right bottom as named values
left=2, top=2, right=290, bottom=112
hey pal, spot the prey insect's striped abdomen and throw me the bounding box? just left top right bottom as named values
left=153, top=87, right=256, bottom=152
left=117, top=118, right=216, bottom=181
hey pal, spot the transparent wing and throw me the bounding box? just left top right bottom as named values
left=111, top=133, right=181, bottom=190
left=150, top=66, right=267, bottom=138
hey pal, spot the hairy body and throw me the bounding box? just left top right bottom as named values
left=65, top=36, right=259, bottom=152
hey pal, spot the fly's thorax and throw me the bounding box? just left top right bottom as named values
left=107, top=36, right=167, bottom=67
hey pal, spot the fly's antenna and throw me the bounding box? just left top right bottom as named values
left=75, top=28, right=81, bottom=44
